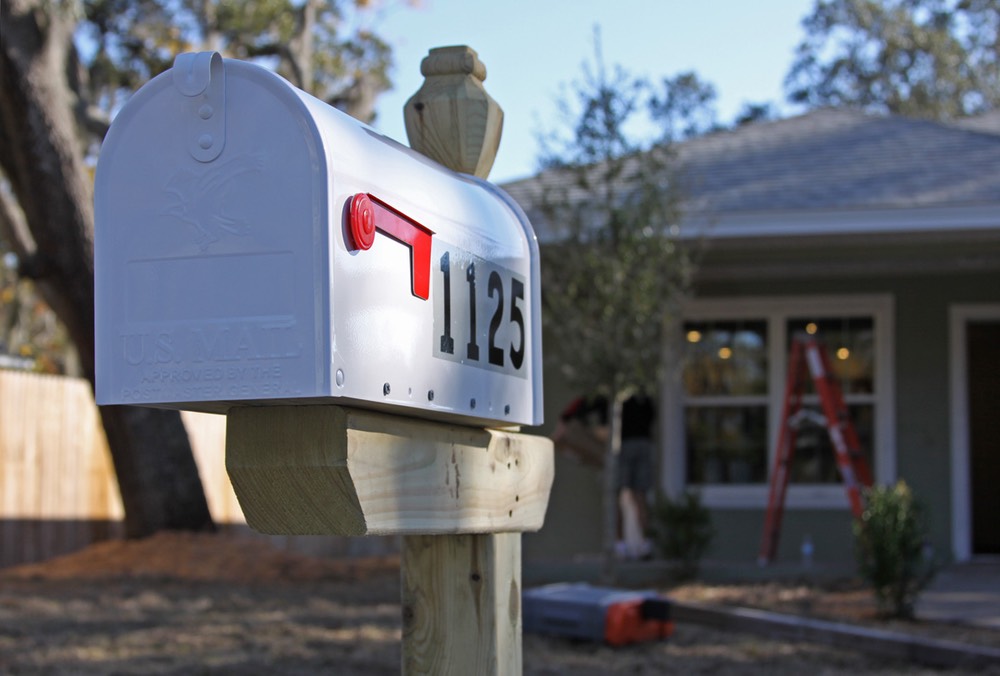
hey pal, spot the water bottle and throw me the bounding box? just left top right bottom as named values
left=801, top=534, right=814, bottom=568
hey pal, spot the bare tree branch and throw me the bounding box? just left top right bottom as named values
left=0, top=176, right=37, bottom=262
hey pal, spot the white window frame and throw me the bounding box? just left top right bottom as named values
left=661, top=294, right=896, bottom=509
left=948, top=303, right=1000, bottom=562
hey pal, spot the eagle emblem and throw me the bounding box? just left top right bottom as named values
left=162, top=155, right=264, bottom=251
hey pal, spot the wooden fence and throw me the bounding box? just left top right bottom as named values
left=0, top=369, right=397, bottom=568
left=0, top=369, right=241, bottom=567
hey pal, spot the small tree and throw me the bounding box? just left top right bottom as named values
left=536, top=34, right=699, bottom=581
left=853, top=480, right=936, bottom=619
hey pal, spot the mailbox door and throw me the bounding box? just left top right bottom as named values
left=96, top=57, right=330, bottom=411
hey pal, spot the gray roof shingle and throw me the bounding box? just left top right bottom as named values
left=502, top=109, right=1000, bottom=220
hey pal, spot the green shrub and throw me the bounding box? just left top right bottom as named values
left=853, top=480, right=936, bottom=619
left=650, top=490, right=715, bottom=578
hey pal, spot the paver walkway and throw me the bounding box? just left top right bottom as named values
left=916, top=561, right=1000, bottom=630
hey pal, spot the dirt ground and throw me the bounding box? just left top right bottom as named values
left=1, top=532, right=997, bottom=675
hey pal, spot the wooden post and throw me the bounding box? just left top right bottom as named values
left=402, top=46, right=523, bottom=676
left=225, top=407, right=552, bottom=676
left=402, top=533, right=521, bottom=674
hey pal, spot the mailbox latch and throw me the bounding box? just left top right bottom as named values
left=173, top=52, right=226, bottom=163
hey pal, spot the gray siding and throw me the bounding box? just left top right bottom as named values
left=527, top=268, right=1000, bottom=566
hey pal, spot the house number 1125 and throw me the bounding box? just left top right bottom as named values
left=434, top=248, right=527, bottom=376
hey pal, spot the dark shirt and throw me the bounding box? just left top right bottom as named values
left=622, top=395, right=655, bottom=440
left=560, top=394, right=655, bottom=439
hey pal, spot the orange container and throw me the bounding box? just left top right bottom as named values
left=523, top=583, right=674, bottom=646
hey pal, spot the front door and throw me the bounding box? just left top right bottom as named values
left=968, top=320, right=1000, bottom=555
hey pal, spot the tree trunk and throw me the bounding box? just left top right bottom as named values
left=99, top=406, right=213, bottom=537
left=0, top=0, right=213, bottom=538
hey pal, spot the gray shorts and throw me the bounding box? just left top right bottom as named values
left=618, top=438, right=653, bottom=493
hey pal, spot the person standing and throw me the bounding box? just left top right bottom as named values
left=552, top=393, right=656, bottom=559
left=617, top=394, right=655, bottom=559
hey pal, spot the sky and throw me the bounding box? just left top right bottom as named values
left=364, top=0, right=817, bottom=183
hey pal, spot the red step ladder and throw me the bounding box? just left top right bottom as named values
left=758, top=333, right=874, bottom=565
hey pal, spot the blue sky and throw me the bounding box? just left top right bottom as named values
left=366, top=0, right=816, bottom=183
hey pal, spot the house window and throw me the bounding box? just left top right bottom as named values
left=668, top=296, right=894, bottom=508
left=682, top=321, right=768, bottom=484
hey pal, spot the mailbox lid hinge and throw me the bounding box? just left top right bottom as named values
left=173, top=51, right=226, bottom=163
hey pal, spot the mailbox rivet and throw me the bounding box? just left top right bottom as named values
left=428, top=390, right=435, bottom=401
left=198, top=133, right=214, bottom=149
left=383, top=382, right=391, bottom=396
left=470, top=398, right=476, bottom=409
left=504, top=405, right=511, bottom=415
left=335, top=369, right=345, bottom=387
left=198, top=104, right=214, bottom=119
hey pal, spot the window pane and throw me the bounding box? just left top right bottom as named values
left=787, top=317, right=874, bottom=395
left=686, top=406, right=768, bottom=484
left=789, top=404, right=874, bottom=483
left=683, top=320, right=768, bottom=396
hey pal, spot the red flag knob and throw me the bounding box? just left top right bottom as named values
left=349, top=193, right=376, bottom=250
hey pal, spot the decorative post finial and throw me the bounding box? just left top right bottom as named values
left=404, top=46, right=504, bottom=178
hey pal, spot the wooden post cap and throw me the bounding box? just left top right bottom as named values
left=404, top=45, right=504, bottom=178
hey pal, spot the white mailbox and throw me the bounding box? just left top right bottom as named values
left=95, top=52, right=542, bottom=427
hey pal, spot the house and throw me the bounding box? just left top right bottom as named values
left=504, top=108, right=1000, bottom=566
